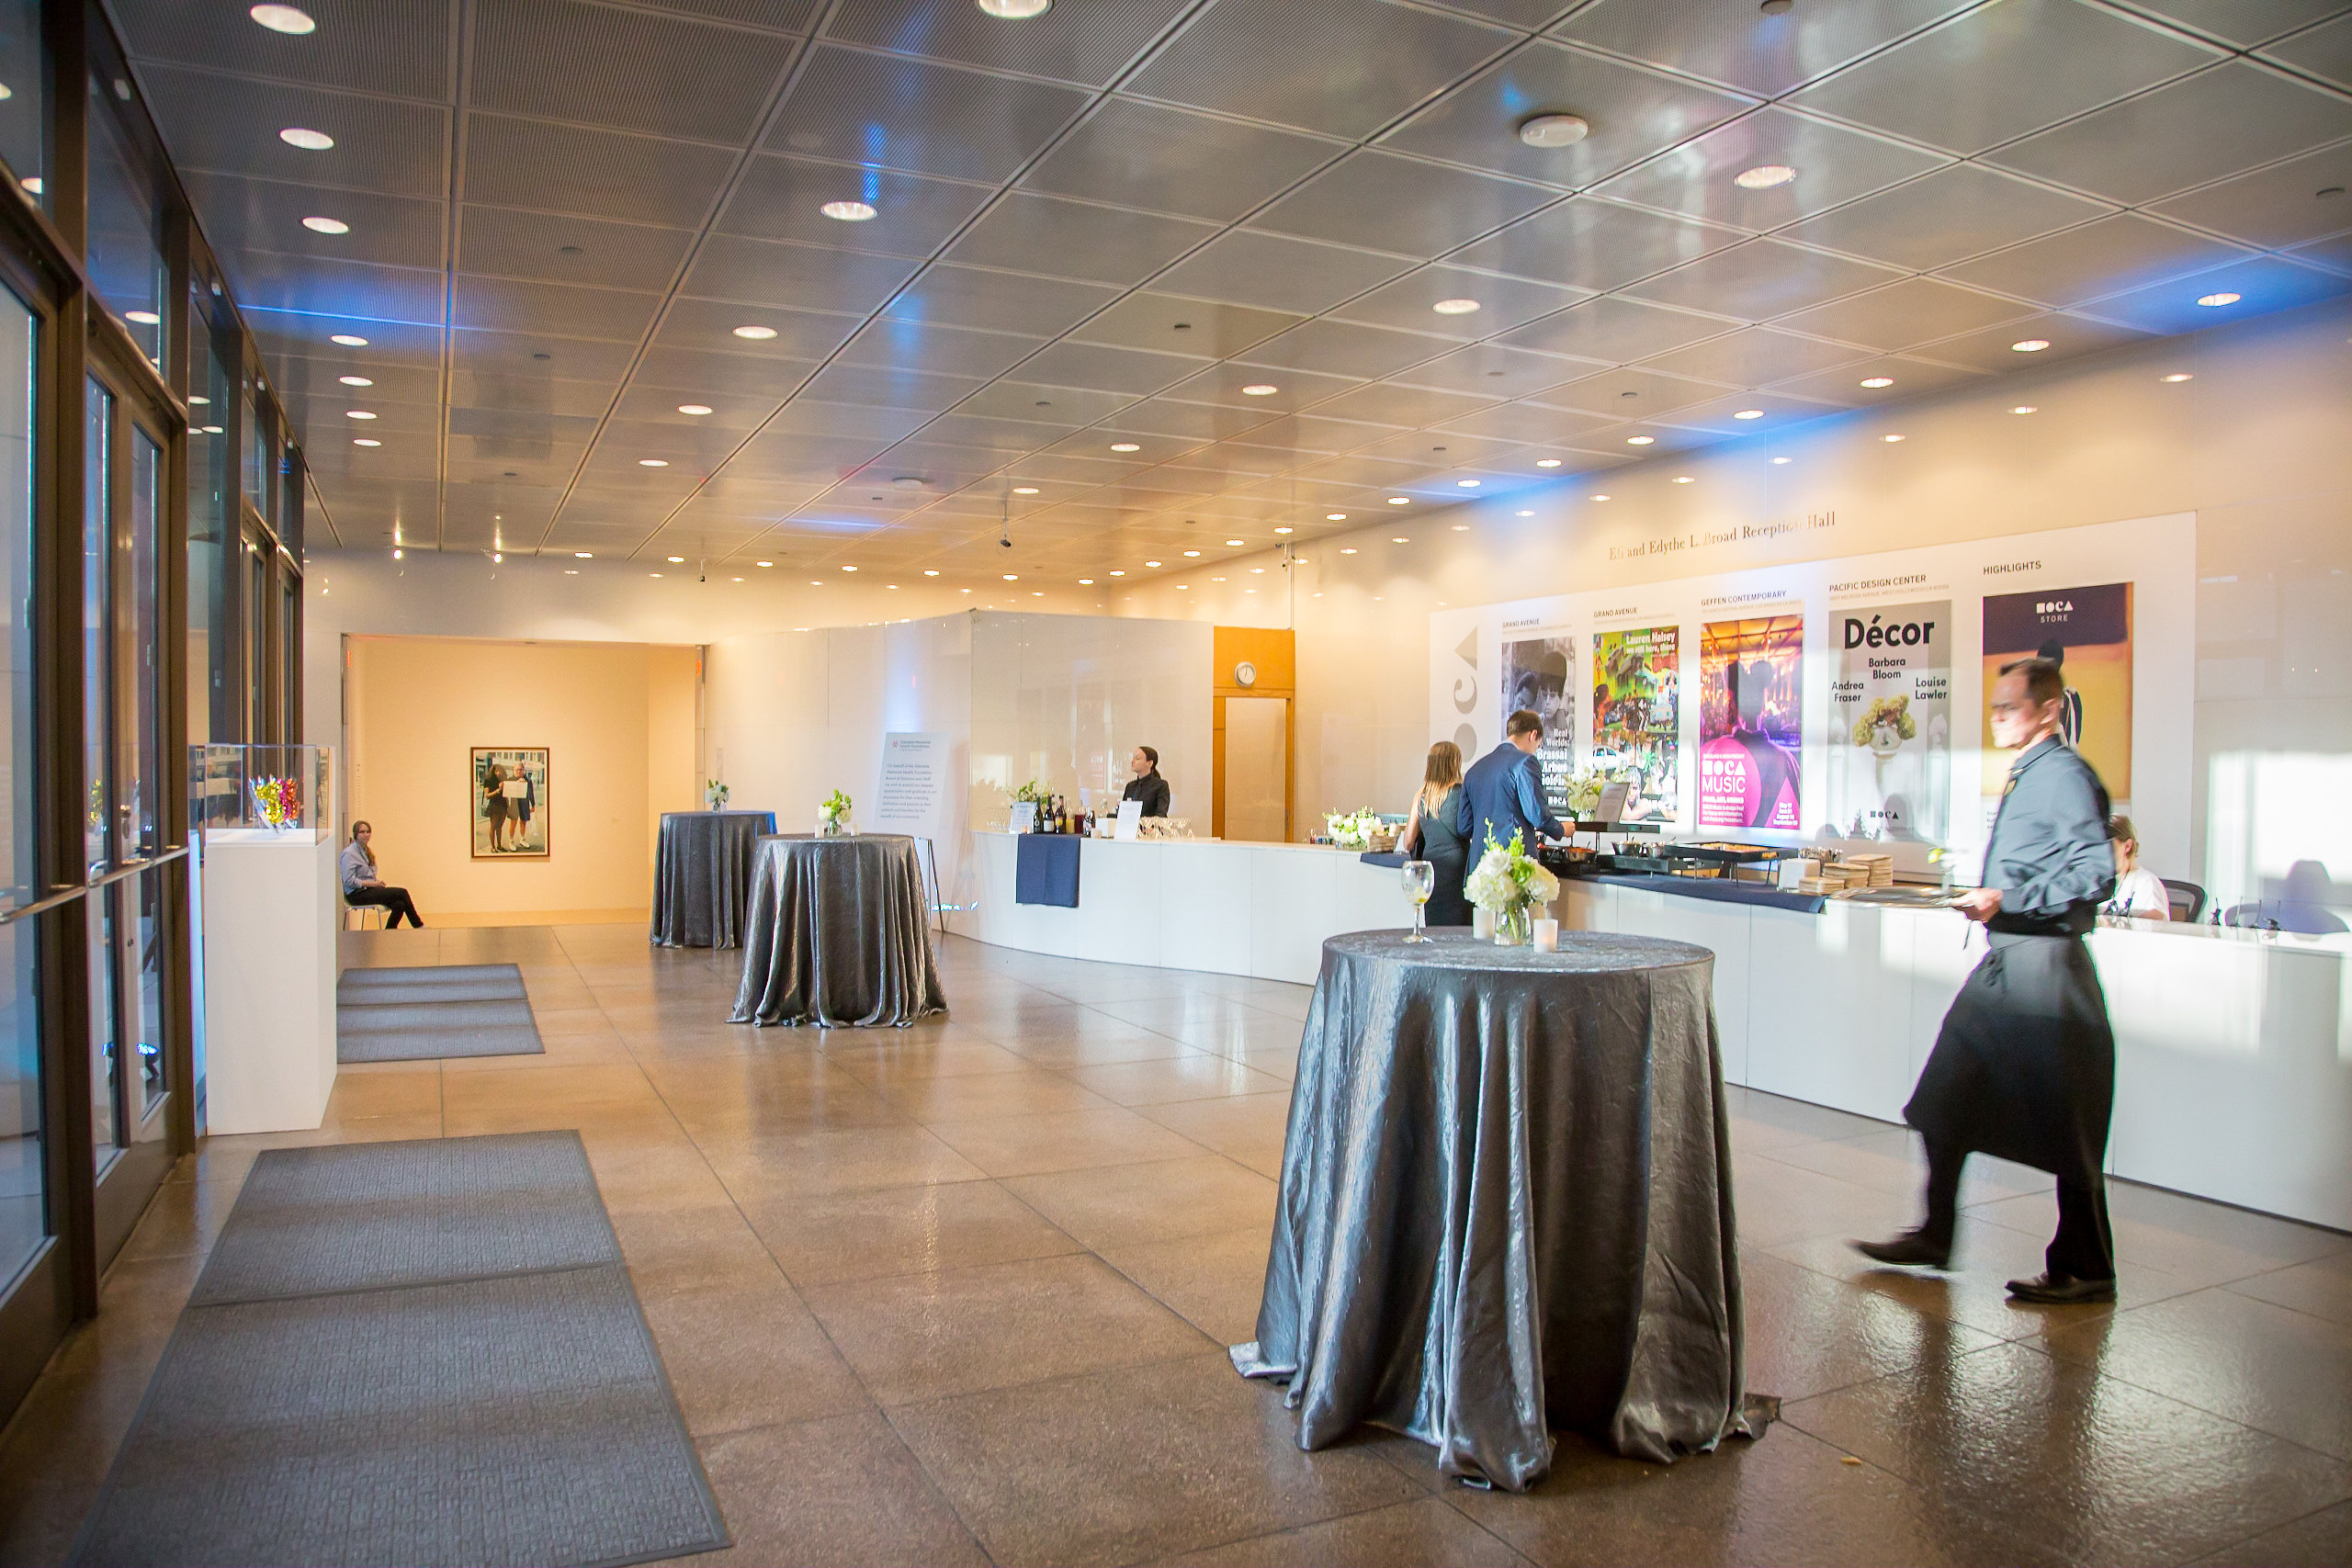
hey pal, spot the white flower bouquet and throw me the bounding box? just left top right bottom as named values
left=1464, top=829, right=1560, bottom=945
left=1324, top=808, right=1383, bottom=849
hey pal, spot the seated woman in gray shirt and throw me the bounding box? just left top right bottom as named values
left=340, top=821, right=424, bottom=928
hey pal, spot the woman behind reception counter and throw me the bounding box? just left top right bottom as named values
left=1401, top=741, right=1473, bottom=926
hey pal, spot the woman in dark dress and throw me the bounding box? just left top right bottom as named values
left=1402, top=741, right=1473, bottom=926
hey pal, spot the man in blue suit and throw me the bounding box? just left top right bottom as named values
left=1457, top=708, right=1566, bottom=860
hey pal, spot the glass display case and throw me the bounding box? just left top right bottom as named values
left=189, top=743, right=332, bottom=841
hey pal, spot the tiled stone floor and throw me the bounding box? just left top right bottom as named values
left=3, top=923, right=2348, bottom=1566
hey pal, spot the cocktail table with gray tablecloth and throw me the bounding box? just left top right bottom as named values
left=729, top=833, right=946, bottom=1028
left=650, top=809, right=778, bottom=948
left=1234, top=930, right=1770, bottom=1492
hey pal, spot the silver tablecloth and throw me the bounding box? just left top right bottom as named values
left=729, top=834, right=946, bottom=1028
left=1234, top=930, right=1767, bottom=1490
left=650, top=811, right=776, bottom=949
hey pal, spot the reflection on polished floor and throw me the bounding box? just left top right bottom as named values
left=3, top=924, right=2348, bottom=1567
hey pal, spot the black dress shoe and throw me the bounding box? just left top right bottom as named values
left=1851, top=1230, right=1951, bottom=1269
left=2006, top=1271, right=2118, bottom=1304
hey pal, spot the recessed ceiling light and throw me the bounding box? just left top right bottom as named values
left=1241, top=383, right=1279, bottom=396
left=249, top=4, right=315, bottom=34
left=1517, top=113, right=1589, bottom=148
left=187, top=396, right=209, bottom=405
left=977, top=0, right=1051, bottom=15
left=201, top=424, right=223, bottom=434
left=565, top=570, right=578, bottom=575
left=1770, top=456, right=1792, bottom=464
left=1626, top=434, right=1656, bottom=446
left=278, top=127, right=334, bottom=151
left=344, top=409, right=376, bottom=420
left=1386, top=496, right=1410, bottom=505
left=820, top=200, right=877, bottom=222
left=2162, top=372, right=2194, bottom=382
left=735, top=577, right=747, bottom=582
left=1182, top=549, right=1201, bottom=558
left=1514, top=511, right=1533, bottom=518
left=1226, top=538, right=1244, bottom=547
left=1079, top=578, right=1093, bottom=585
left=1340, top=547, right=1357, bottom=555
left=1734, top=409, right=1765, bottom=420
left=1535, top=457, right=1563, bottom=468
left=1591, top=493, right=1611, bottom=501
left=668, top=556, right=685, bottom=563
left=124, top=310, right=160, bottom=325
left=843, top=564, right=859, bottom=571
left=732, top=324, right=777, bottom=340
left=339, top=374, right=372, bottom=386
left=809, top=580, right=821, bottom=586
left=330, top=333, right=368, bottom=346
left=1883, top=434, right=1905, bottom=443
left=1108, top=570, right=1124, bottom=576
left=352, top=437, right=379, bottom=446
left=1273, top=526, right=1293, bottom=534
left=575, top=551, right=594, bottom=558
left=1110, top=441, right=1141, bottom=452
left=677, top=403, right=712, bottom=415
left=2011, top=405, right=2037, bottom=414
left=1431, top=299, right=1481, bottom=315
left=1326, top=512, right=1347, bottom=520
left=1012, top=485, right=1040, bottom=494
left=1672, top=476, right=1694, bottom=484
left=922, top=569, right=939, bottom=576
left=2010, top=338, right=2051, bottom=353
left=1456, top=479, right=1480, bottom=488
left=1734, top=164, right=1795, bottom=189
left=639, top=457, right=668, bottom=467
left=1392, top=536, right=1408, bottom=543
left=2196, top=291, right=2241, bottom=308
left=1002, top=573, right=1018, bottom=581
left=1145, top=560, right=1162, bottom=568
left=1860, top=376, right=1894, bottom=388
left=301, top=215, right=349, bottom=234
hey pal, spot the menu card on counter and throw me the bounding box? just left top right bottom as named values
left=1114, top=800, right=1142, bottom=840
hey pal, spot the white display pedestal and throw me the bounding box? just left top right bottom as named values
left=199, top=828, right=338, bottom=1134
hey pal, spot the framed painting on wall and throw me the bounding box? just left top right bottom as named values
left=472, top=747, right=549, bottom=858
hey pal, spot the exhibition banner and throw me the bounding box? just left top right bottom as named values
left=1501, top=635, right=1577, bottom=822
left=1591, top=626, right=1679, bottom=823
left=1698, top=615, right=1803, bottom=829
left=1828, top=601, right=1951, bottom=842
left=1980, top=582, right=2133, bottom=799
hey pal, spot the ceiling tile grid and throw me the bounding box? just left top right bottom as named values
left=110, top=0, right=2352, bottom=571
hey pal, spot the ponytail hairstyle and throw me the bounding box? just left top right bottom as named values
left=352, top=819, right=378, bottom=869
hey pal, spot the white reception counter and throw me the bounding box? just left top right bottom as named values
left=956, top=832, right=2352, bottom=1231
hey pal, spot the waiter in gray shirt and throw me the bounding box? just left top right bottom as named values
left=1856, top=655, right=2120, bottom=1303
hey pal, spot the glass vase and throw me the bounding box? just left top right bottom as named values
left=1497, top=903, right=1532, bottom=947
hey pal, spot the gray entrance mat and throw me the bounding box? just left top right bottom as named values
left=190, top=1133, right=623, bottom=1307
left=336, top=963, right=545, bottom=1064
left=72, top=1134, right=727, bottom=1568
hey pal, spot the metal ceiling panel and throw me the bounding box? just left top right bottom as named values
left=1993, top=62, right=2352, bottom=206
left=181, top=173, right=447, bottom=270
left=214, top=254, right=447, bottom=323
left=254, top=315, right=444, bottom=363
left=1535, top=367, right=1723, bottom=419
left=1496, top=293, right=1725, bottom=360
left=277, top=358, right=441, bottom=407
left=1777, top=276, right=2035, bottom=352
left=1387, top=343, right=1585, bottom=398
left=462, top=115, right=737, bottom=229
left=1768, top=353, right=1987, bottom=406
left=1309, top=382, right=1505, bottom=427
left=1099, top=398, right=1286, bottom=439
left=881, top=264, right=1122, bottom=336
left=609, top=383, right=770, bottom=429
left=1444, top=197, right=1739, bottom=292
left=1778, top=164, right=2113, bottom=272
left=1012, top=341, right=1206, bottom=395
left=1787, top=0, right=2221, bottom=155
left=458, top=207, right=693, bottom=291
left=2152, top=145, right=2352, bottom=248
left=656, top=298, right=864, bottom=358
left=762, top=399, right=934, bottom=444
left=1150, top=231, right=1415, bottom=314
left=1070, top=291, right=1302, bottom=357
left=2074, top=254, right=2350, bottom=332
left=472, top=0, right=796, bottom=143
left=1551, top=0, right=1973, bottom=96
left=1593, top=107, right=1948, bottom=231
left=1328, top=265, right=1588, bottom=338
left=1128, top=0, right=1511, bottom=139
left=954, top=380, right=1138, bottom=424
left=945, top=193, right=1220, bottom=286
left=453, top=277, right=660, bottom=340
left=1656, top=389, right=1845, bottom=435
left=2289, top=231, right=2352, bottom=274
left=824, top=0, right=1191, bottom=87
left=1940, top=213, right=2253, bottom=305
left=765, top=47, right=1088, bottom=183
left=632, top=344, right=816, bottom=397
left=2259, top=12, right=2352, bottom=86
left=113, top=0, right=453, bottom=98
left=452, top=330, right=644, bottom=383
left=138, top=66, right=449, bottom=198
left=656, top=0, right=820, bottom=29
left=1162, top=361, right=1362, bottom=412
left=837, top=318, right=1045, bottom=378
left=1224, top=414, right=1394, bottom=455
left=1425, top=400, right=1614, bottom=443
left=1020, top=99, right=1340, bottom=221
left=922, top=412, right=1078, bottom=453
left=2132, top=0, right=2350, bottom=47
left=1621, top=238, right=1904, bottom=318
left=1355, top=429, right=1522, bottom=467
left=718, top=155, right=993, bottom=255
left=1636, top=325, right=1860, bottom=385
left=1902, top=310, right=2154, bottom=372
left=1238, top=320, right=1451, bottom=379
left=798, top=361, right=990, bottom=411
left=681, top=235, right=922, bottom=314
left=1251, top=149, right=1559, bottom=259
left=1382, top=39, right=1752, bottom=187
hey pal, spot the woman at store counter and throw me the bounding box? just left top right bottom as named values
left=1400, top=741, right=1473, bottom=926
left=2103, top=816, right=2169, bottom=921
left=1123, top=746, right=1170, bottom=818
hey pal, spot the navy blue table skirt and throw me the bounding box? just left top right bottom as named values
left=1014, top=834, right=1082, bottom=908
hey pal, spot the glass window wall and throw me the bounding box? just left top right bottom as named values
left=0, top=283, right=40, bottom=1285
left=187, top=303, right=230, bottom=748
left=0, top=0, right=44, bottom=208
left=85, top=77, right=166, bottom=368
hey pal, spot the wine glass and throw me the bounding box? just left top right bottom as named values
left=1402, top=860, right=1435, bottom=942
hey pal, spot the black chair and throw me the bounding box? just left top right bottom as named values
left=2162, top=878, right=2206, bottom=923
